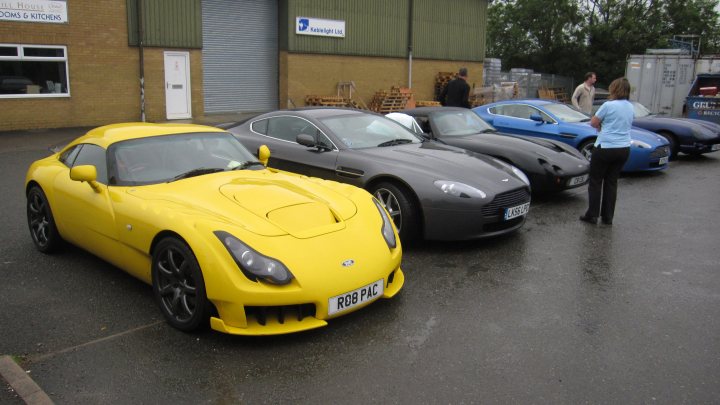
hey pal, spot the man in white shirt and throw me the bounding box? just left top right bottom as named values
left=572, top=72, right=596, bottom=114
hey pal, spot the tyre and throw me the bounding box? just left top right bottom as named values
left=579, top=139, right=596, bottom=161
left=152, top=237, right=211, bottom=332
left=657, top=131, right=678, bottom=159
left=370, top=182, right=419, bottom=242
left=26, top=186, right=62, bottom=253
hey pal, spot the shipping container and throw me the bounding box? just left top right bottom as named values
left=626, top=53, right=720, bottom=117
left=625, top=53, right=695, bottom=116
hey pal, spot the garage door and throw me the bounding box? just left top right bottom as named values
left=202, top=0, right=278, bottom=113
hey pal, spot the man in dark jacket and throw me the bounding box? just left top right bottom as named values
left=439, top=68, right=471, bottom=108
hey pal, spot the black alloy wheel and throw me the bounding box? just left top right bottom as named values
left=152, top=237, right=211, bottom=332
left=371, top=182, right=419, bottom=242
left=26, top=186, right=62, bottom=253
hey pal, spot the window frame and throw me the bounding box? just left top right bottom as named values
left=0, top=43, right=70, bottom=99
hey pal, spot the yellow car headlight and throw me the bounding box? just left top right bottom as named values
left=214, top=231, right=294, bottom=285
left=373, top=198, right=397, bottom=249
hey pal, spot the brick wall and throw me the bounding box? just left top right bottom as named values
left=280, top=52, right=484, bottom=108
left=0, top=0, right=203, bottom=131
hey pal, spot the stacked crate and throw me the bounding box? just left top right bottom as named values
left=483, top=58, right=502, bottom=86
left=434, top=72, right=456, bottom=101
left=368, top=87, right=413, bottom=113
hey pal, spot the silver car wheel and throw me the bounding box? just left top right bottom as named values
left=373, top=187, right=403, bottom=232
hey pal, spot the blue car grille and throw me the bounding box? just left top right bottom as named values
left=481, top=188, right=531, bottom=218
left=651, top=146, right=669, bottom=159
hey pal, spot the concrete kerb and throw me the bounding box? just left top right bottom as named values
left=0, top=355, right=53, bottom=405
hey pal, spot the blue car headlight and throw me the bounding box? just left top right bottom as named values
left=214, top=231, right=294, bottom=285
left=433, top=180, right=486, bottom=198
left=373, top=198, right=397, bottom=249
left=631, top=139, right=651, bottom=149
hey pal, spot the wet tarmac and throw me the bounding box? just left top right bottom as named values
left=1, top=128, right=719, bottom=403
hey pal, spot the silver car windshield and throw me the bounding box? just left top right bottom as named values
left=108, top=132, right=259, bottom=186
left=631, top=101, right=652, bottom=118
left=543, top=103, right=591, bottom=123
left=432, top=110, right=495, bottom=136
left=320, top=114, right=422, bottom=149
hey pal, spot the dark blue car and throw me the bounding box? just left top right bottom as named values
left=593, top=100, right=720, bottom=159
left=474, top=99, right=671, bottom=172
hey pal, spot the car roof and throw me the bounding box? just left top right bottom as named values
left=401, top=107, right=468, bottom=114
left=70, top=122, right=226, bottom=149
left=261, top=107, right=379, bottom=120
left=486, top=99, right=556, bottom=107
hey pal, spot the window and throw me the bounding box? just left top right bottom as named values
left=71, top=144, right=108, bottom=184
left=251, top=119, right=268, bottom=135
left=0, top=44, right=69, bottom=98
left=266, top=116, right=314, bottom=142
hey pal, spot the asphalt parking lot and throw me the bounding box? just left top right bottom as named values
left=1, top=127, right=719, bottom=404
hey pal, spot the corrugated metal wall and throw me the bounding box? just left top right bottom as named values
left=127, top=0, right=202, bottom=48
left=284, top=0, right=409, bottom=57
left=282, top=0, right=487, bottom=61
left=412, top=0, right=487, bottom=61
left=201, top=0, right=279, bottom=113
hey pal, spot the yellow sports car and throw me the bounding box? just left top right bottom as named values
left=25, top=123, right=404, bottom=335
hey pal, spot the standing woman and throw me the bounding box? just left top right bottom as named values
left=580, top=77, right=633, bottom=225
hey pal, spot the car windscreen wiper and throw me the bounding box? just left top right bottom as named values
left=168, top=167, right=224, bottom=182
left=231, top=161, right=266, bottom=170
left=377, top=138, right=413, bottom=147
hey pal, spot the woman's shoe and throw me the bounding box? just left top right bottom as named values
left=579, top=215, right=598, bottom=224
left=601, top=218, right=613, bottom=225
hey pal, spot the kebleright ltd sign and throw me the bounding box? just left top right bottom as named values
left=296, top=17, right=345, bottom=38
left=0, top=0, right=67, bottom=24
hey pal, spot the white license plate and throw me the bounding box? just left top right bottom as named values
left=711, top=144, right=720, bottom=151
left=568, top=174, right=588, bottom=186
left=328, top=279, right=384, bottom=316
left=659, top=156, right=669, bottom=165
left=504, top=202, right=530, bottom=220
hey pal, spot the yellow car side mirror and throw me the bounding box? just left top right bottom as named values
left=70, top=165, right=101, bottom=192
left=258, top=145, right=270, bottom=167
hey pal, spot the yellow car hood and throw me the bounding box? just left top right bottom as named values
left=127, top=172, right=359, bottom=238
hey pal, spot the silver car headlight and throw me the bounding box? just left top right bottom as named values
left=631, top=139, right=651, bottom=149
left=214, top=231, right=294, bottom=285
left=433, top=180, right=486, bottom=199
left=373, top=198, right=397, bottom=249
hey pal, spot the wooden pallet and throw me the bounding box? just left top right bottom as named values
left=415, top=100, right=441, bottom=107
left=368, top=86, right=413, bottom=113
left=538, top=87, right=569, bottom=103
left=434, top=71, right=456, bottom=101
left=305, top=95, right=363, bottom=109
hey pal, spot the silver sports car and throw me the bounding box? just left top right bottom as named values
left=226, top=108, right=532, bottom=242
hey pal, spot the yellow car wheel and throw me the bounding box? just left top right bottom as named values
left=152, top=237, right=211, bottom=332
left=26, top=186, right=62, bottom=254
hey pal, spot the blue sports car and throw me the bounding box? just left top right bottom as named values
left=474, top=99, right=671, bottom=172
left=593, top=100, right=720, bottom=159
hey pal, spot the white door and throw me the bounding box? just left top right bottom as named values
left=164, top=51, right=192, bottom=119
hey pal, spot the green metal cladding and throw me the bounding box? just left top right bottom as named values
left=281, top=0, right=488, bottom=61
left=127, top=0, right=202, bottom=48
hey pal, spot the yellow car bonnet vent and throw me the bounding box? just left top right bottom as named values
left=266, top=202, right=345, bottom=238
